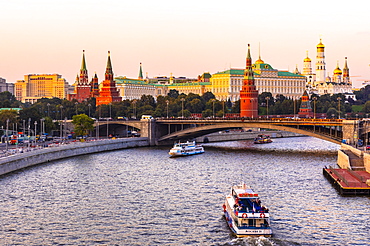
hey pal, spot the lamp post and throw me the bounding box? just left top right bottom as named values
left=337, top=97, right=342, bottom=119
left=180, top=98, right=185, bottom=118
left=34, top=121, right=37, bottom=147
left=47, top=103, right=50, bottom=118
left=106, top=117, right=109, bottom=139
left=88, top=104, right=91, bottom=118
left=96, top=119, right=99, bottom=140
left=132, top=100, right=137, bottom=119
left=109, top=103, right=112, bottom=120
left=313, top=97, right=317, bottom=119
left=211, top=99, right=215, bottom=118
left=60, top=106, right=63, bottom=139
left=266, top=97, right=270, bottom=119
left=5, top=119, right=9, bottom=153
left=222, top=100, right=225, bottom=118
left=40, top=118, right=44, bottom=136
left=166, top=100, right=169, bottom=118
left=75, top=102, right=78, bottom=115
left=28, top=118, right=31, bottom=149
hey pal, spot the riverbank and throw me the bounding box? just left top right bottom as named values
left=0, top=137, right=149, bottom=176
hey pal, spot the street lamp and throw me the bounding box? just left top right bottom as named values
left=40, top=118, right=44, bottom=136
left=266, top=97, right=270, bottom=119
left=60, top=105, right=63, bottom=120
left=313, top=97, right=317, bottom=119
left=47, top=103, right=50, bottom=118
left=60, top=106, right=63, bottom=139
left=88, top=104, right=91, bottom=117
left=34, top=121, right=37, bottom=147
left=132, top=100, right=137, bottom=119
left=211, top=99, right=215, bottom=118
left=337, top=97, right=342, bottom=119
left=181, top=98, right=185, bottom=118
left=109, top=103, right=112, bottom=119
left=75, top=102, right=78, bottom=115
left=5, top=119, right=9, bottom=153
left=28, top=118, right=31, bottom=149
left=106, top=117, right=109, bottom=139
left=166, top=100, right=169, bottom=118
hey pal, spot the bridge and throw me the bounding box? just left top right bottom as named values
left=91, top=118, right=370, bottom=146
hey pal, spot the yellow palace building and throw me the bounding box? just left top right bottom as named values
left=209, top=55, right=306, bottom=102
left=15, top=74, right=68, bottom=103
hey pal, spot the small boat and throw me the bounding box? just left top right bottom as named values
left=254, top=134, right=272, bottom=144
left=168, top=141, right=204, bottom=157
left=223, top=183, right=272, bottom=237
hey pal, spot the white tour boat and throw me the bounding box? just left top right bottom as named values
left=223, top=183, right=272, bottom=237
left=168, top=141, right=204, bottom=157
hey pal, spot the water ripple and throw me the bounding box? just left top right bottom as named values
left=0, top=137, right=369, bottom=245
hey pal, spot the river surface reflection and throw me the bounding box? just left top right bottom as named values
left=1, top=136, right=369, bottom=245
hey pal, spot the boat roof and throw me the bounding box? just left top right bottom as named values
left=232, top=184, right=259, bottom=198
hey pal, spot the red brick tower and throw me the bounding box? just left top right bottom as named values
left=96, top=51, right=122, bottom=106
left=75, top=50, right=91, bottom=102
left=90, top=72, right=100, bottom=98
left=298, top=90, right=313, bottom=118
left=240, top=44, right=259, bottom=118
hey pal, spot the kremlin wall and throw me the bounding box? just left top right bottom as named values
left=4, top=39, right=355, bottom=105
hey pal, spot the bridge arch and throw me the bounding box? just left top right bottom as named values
left=157, top=122, right=342, bottom=144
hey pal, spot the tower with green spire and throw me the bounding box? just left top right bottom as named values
left=96, top=51, right=122, bottom=106
left=240, top=44, right=259, bottom=118
left=138, top=62, right=143, bottom=80
left=69, top=50, right=92, bottom=102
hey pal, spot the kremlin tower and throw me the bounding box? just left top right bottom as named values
left=69, top=50, right=92, bottom=102
left=240, top=44, right=259, bottom=118
left=90, top=72, right=100, bottom=98
left=298, top=90, right=313, bottom=118
left=96, top=51, right=122, bottom=106
left=138, top=63, right=143, bottom=80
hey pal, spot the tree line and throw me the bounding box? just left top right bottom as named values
left=1, top=85, right=370, bottom=135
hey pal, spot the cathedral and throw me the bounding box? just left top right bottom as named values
left=301, top=39, right=355, bottom=100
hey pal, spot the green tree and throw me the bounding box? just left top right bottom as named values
left=167, top=89, right=179, bottom=99
left=201, top=92, right=215, bottom=102
left=189, top=98, right=203, bottom=113
left=362, top=101, right=370, bottom=113
left=19, top=107, right=42, bottom=123
left=0, top=110, right=19, bottom=127
left=326, top=107, right=338, bottom=118
left=202, top=109, right=213, bottom=118
left=72, top=114, right=94, bottom=137
left=43, top=116, right=57, bottom=135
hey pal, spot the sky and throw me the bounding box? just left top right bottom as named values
left=1, top=0, right=370, bottom=88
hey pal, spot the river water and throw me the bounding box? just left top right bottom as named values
left=1, top=137, right=369, bottom=245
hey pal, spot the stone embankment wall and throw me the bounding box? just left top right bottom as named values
left=339, top=143, right=370, bottom=172
left=195, top=130, right=303, bottom=143
left=0, top=138, right=149, bottom=176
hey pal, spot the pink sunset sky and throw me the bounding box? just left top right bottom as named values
left=1, top=0, right=369, bottom=88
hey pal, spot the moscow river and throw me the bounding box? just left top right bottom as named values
left=1, top=137, right=369, bottom=245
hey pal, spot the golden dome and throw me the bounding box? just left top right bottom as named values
left=317, top=39, right=325, bottom=48
left=255, top=58, right=264, bottom=64
left=334, top=66, right=342, bottom=75
left=304, top=57, right=311, bottom=62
